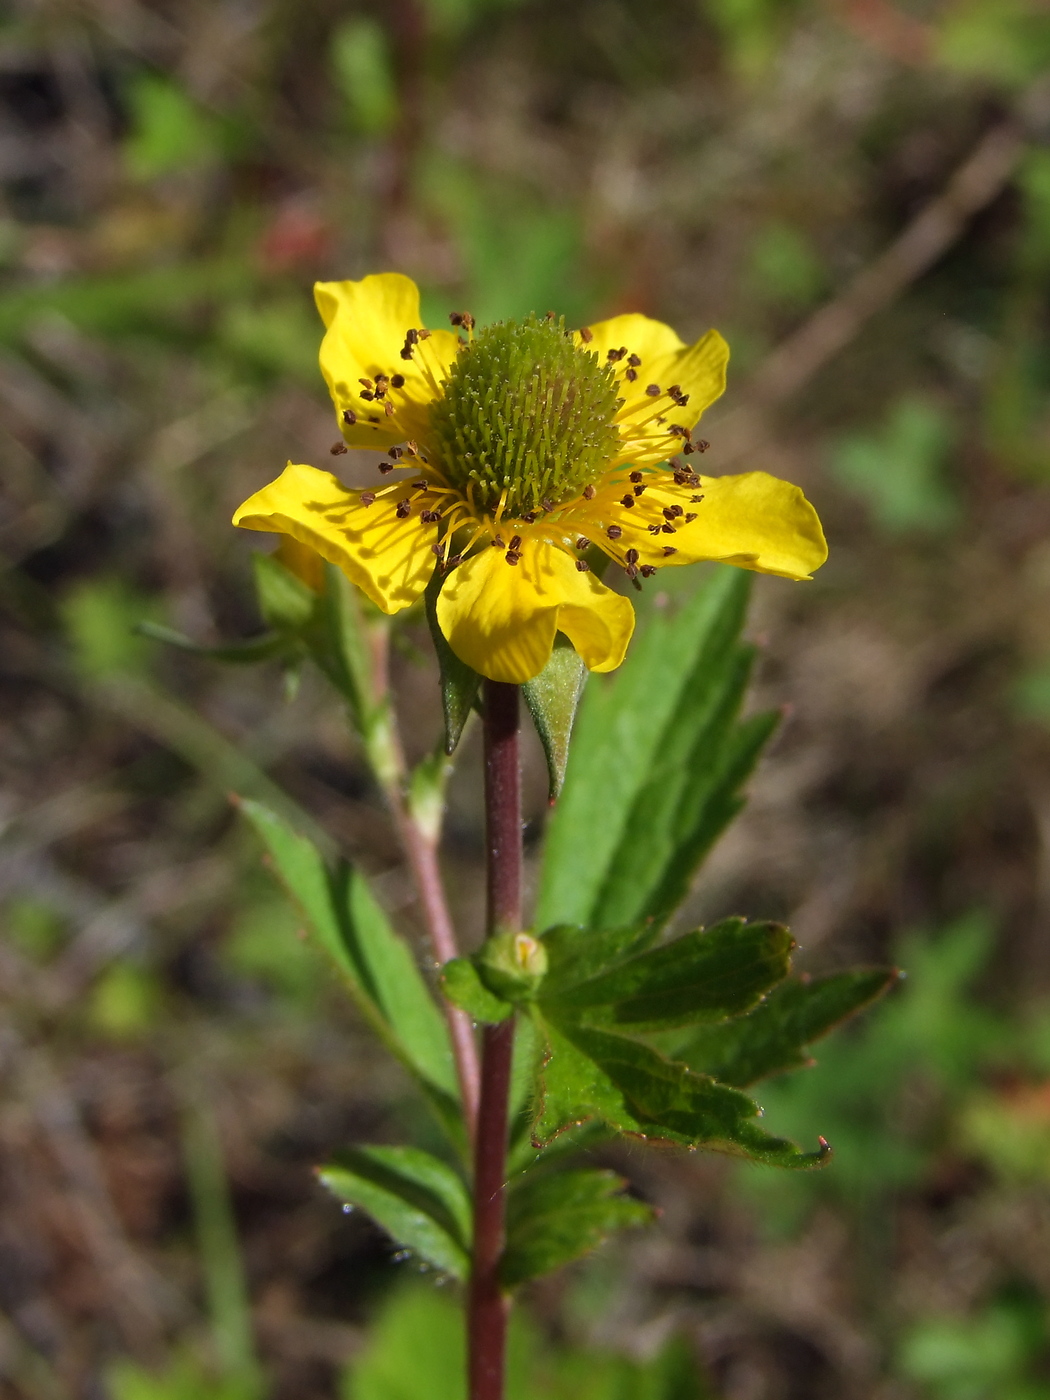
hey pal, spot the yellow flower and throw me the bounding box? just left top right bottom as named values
left=233, top=272, right=826, bottom=684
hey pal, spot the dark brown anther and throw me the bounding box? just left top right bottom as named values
left=330, top=442, right=348, bottom=455
left=405, top=440, right=419, bottom=455
left=360, top=491, right=376, bottom=506
left=391, top=373, right=405, bottom=388
left=545, top=310, right=556, bottom=321
left=343, top=409, right=357, bottom=426
left=625, top=548, right=639, bottom=565
left=412, top=478, right=428, bottom=489
left=583, top=484, right=596, bottom=500
left=445, top=552, right=463, bottom=568
left=634, top=484, right=646, bottom=496
left=691, top=494, right=704, bottom=503
left=663, top=504, right=683, bottom=520
left=640, top=564, right=657, bottom=577
left=575, top=559, right=590, bottom=572
left=360, top=390, right=374, bottom=401
left=629, top=471, right=643, bottom=482
left=384, top=400, right=395, bottom=416
left=576, top=537, right=590, bottom=550
left=375, top=373, right=389, bottom=389
left=579, top=326, right=594, bottom=343
left=405, top=329, right=419, bottom=346
left=662, top=545, right=678, bottom=556
left=685, top=512, right=698, bottom=523
left=418, top=328, right=432, bottom=340
left=661, top=523, right=676, bottom=534
left=620, top=494, right=635, bottom=508
left=395, top=500, right=412, bottom=519
left=400, top=347, right=414, bottom=361
left=683, top=442, right=695, bottom=455
left=625, top=564, right=638, bottom=580
left=504, top=550, right=521, bottom=566
left=359, top=377, right=375, bottom=388
left=369, top=416, right=381, bottom=423
left=449, top=311, right=476, bottom=330
left=509, top=535, right=522, bottom=552
left=695, top=439, right=709, bottom=452
left=388, top=446, right=404, bottom=459
left=625, top=368, right=638, bottom=382
left=379, top=462, right=395, bottom=474
left=645, top=384, right=661, bottom=397
left=668, top=424, right=688, bottom=438
left=607, top=524, right=623, bottom=540
left=607, top=346, right=627, bottom=362
left=421, top=510, right=442, bottom=523
left=491, top=536, right=505, bottom=548
left=431, top=543, right=443, bottom=556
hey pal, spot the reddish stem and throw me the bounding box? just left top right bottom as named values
left=468, top=681, right=521, bottom=1400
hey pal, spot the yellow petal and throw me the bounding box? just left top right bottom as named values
left=436, top=538, right=635, bottom=684
left=233, top=462, right=437, bottom=613
left=666, top=471, right=827, bottom=580
left=313, top=273, right=460, bottom=448
left=576, top=312, right=685, bottom=366
left=614, top=329, right=730, bottom=464
left=274, top=536, right=326, bottom=593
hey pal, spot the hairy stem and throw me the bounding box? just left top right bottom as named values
left=469, top=680, right=521, bottom=1400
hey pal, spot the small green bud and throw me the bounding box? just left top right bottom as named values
left=476, top=931, right=548, bottom=1002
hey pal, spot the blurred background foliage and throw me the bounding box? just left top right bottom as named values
left=3, top=0, right=1050, bottom=1396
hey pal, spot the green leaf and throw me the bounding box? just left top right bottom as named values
left=425, top=571, right=481, bottom=754
left=320, top=1146, right=470, bottom=1279
left=538, top=568, right=775, bottom=933
left=539, top=923, right=659, bottom=993
left=542, top=918, right=793, bottom=1031
left=532, top=1014, right=827, bottom=1167
left=253, top=551, right=317, bottom=632
left=673, top=968, right=899, bottom=1087
left=441, top=958, right=513, bottom=1023
left=239, top=801, right=457, bottom=1105
left=501, top=1168, right=653, bottom=1288
left=522, top=635, right=588, bottom=801
left=137, top=621, right=289, bottom=665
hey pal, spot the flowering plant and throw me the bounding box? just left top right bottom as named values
left=164, top=273, right=894, bottom=1400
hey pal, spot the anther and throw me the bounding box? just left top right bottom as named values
left=576, top=537, right=590, bottom=550
left=607, top=346, right=627, bottom=362
left=695, top=439, right=709, bottom=452
left=627, top=353, right=641, bottom=367
left=449, top=311, right=476, bottom=331
left=607, top=524, right=623, bottom=540
left=359, top=378, right=374, bottom=389
left=667, top=384, right=690, bottom=407
left=685, top=512, right=698, bottom=522
left=395, top=500, right=412, bottom=519
left=691, top=494, right=704, bottom=503
left=378, top=462, right=395, bottom=474
left=505, top=550, right=521, bottom=566
left=661, top=523, right=676, bottom=534
left=360, top=492, right=376, bottom=506
left=575, top=559, right=590, bottom=572
left=629, top=471, right=643, bottom=482
left=521, top=512, right=537, bottom=523
left=640, top=565, right=657, bottom=577
left=331, top=442, right=348, bottom=455
left=431, top=544, right=443, bottom=556
left=360, top=390, right=374, bottom=401
left=662, top=545, right=678, bottom=556
left=417, top=328, right=432, bottom=340
left=443, top=554, right=463, bottom=571
left=625, top=548, right=639, bottom=565
left=343, top=409, right=357, bottom=426
left=491, top=535, right=505, bottom=548
left=583, top=484, right=596, bottom=500
left=647, top=524, right=662, bottom=534
left=634, top=485, right=646, bottom=496
left=620, top=494, right=635, bottom=508
left=391, top=373, right=405, bottom=388
left=412, top=479, right=428, bottom=489
left=668, top=424, right=688, bottom=438
left=663, top=505, right=683, bottom=520
left=388, top=446, right=404, bottom=459
left=384, top=401, right=395, bottom=417
left=625, top=564, right=638, bottom=580
left=579, top=326, right=593, bottom=343
left=645, top=384, right=661, bottom=397
left=509, top=535, right=522, bottom=551
left=541, top=499, right=554, bottom=512
left=421, top=510, right=442, bottom=523
left=545, top=310, right=556, bottom=321
left=625, top=368, right=637, bottom=382
left=406, top=440, right=419, bottom=455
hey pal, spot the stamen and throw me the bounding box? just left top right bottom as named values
left=634, top=485, right=646, bottom=496
left=379, top=463, right=395, bottom=474
left=395, top=500, right=412, bottom=519
left=691, top=494, right=704, bottom=503
left=607, top=525, right=623, bottom=540
left=384, top=400, right=395, bottom=417
left=607, top=346, right=627, bottom=362
left=685, top=512, right=698, bottom=522
left=627, top=354, right=641, bottom=367
left=343, top=409, right=357, bottom=426
left=575, top=559, right=590, bottom=572
left=620, top=495, right=635, bottom=508
left=421, top=510, right=442, bottom=523
left=449, top=311, right=476, bottom=331
left=629, top=471, right=643, bottom=482
left=576, top=537, right=590, bottom=550
left=331, top=442, right=348, bottom=455
left=505, top=550, right=521, bottom=566
left=391, top=373, right=405, bottom=388
left=645, top=384, right=661, bottom=397
left=640, top=565, right=657, bottom=577
left=625, top=548, right=639, bottom=564
left=388, top=447, right=404, bottom=460
left=662, top=546, right=677, bottom=556
left=695, top=439, right=709, bottom=452
left=509, top=535, right=522, bottom=551
left=579, top=327, right=593, bottom=343
left=583, top=484, right=596, bottom=500
left=625, top=368, right=638, bottom=382
left=360, top=492, right=376, bottom=506
left=491, top=536, right=505, bottom=548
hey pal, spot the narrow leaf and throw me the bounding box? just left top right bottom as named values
left=522, top=635, right=588, bottom=800
left=253, top=550, right=317, bottom=631
left=674, top=968, right=900, bottom=1087
left=501, top=1168, right=653, bottom=1288
left=239, top=800, right=457, bottom=1103
left=425, top=571, right=481, bottom=754
left=137, top=621, right=289, bottom=664
left=543, top=919, right=793, bottom=1030
left=441, top=958, right=513, bottom=1023
left=319, top=1146, right=471, bottom=1279
left=533, top=1013, right=828, bottom=1167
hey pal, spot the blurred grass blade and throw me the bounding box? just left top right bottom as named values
left=137, top=621, right=289, bottom=665
left=501, top=1168, right=652, bottom=1289
left=319, top=1146, right=471, bottom=1280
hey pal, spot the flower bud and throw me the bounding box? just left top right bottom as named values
left=476, top=931, right=548, bottom=1002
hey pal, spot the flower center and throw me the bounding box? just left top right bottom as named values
left=423, top=314, right=622, bottom=519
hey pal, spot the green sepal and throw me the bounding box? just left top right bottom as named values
left=238, top=800, right=460, bottom=1139
left=672, top=967, right=900, bottom=1087
left=522, top=635, right=588, bottom=801
left=253, top=550, right=316, bottom=631
left=542, top=918, right=793, bottom=1031
left=136, top=621, right=290, bottom=665
left=501, top=1168, right=653, bottom=1288
left=476, top=931, right=548, bottom=1002
left=319, top=1146, right=471, bottom=1280
left=531, top=1011, right=829, bottom=1168
left=441, top=957, right=513, bottom=1023
left=425, top=570, right=481, bottom=754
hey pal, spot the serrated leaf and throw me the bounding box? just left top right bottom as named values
left=673, top=968, right=900, bottom=1087
left=542, top=918, right=793, bottom=1030
left=425, top=571, right=481, bottom=754
left=539, top=923, right=658, bottom=993
left=320, top=1146, right=471, bottom=1279
left=532, top=1013, right=827, bottom=1167
left=441, top=957, right=513, bottom=1023
left=501, top=1168, right=653, bottom=1288
left=522, top=635, right=588, bottom=801
left=239, top=800, right=457, bottom=1108
left=137, top=621, right=290, bottom=664
left=537, top=567, right=776, bottom=934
